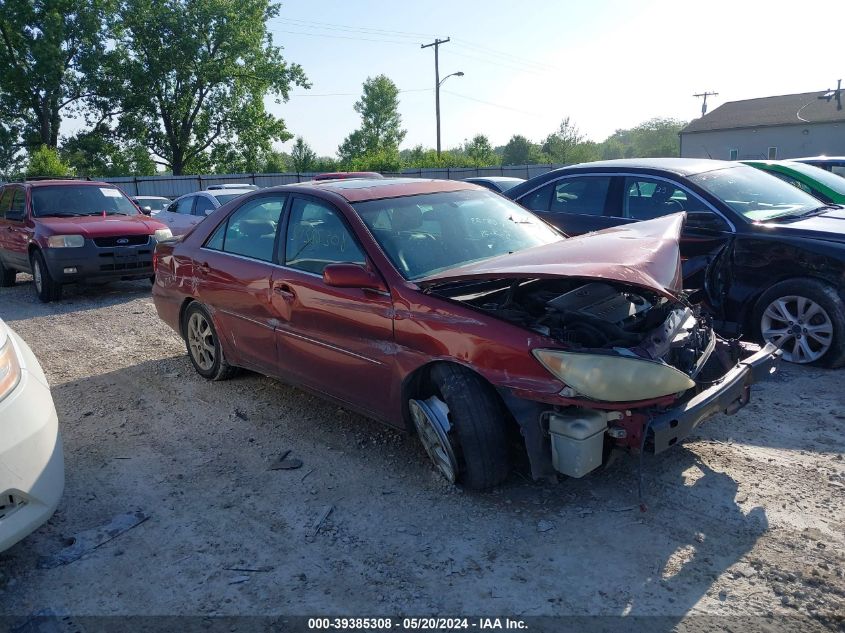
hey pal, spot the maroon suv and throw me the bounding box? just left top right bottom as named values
left=153, top=178, right=780, bottom=490
left=0, top=180, right=173, bottom=302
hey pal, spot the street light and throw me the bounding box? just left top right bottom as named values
left=435, top=71, right=464, bottom=157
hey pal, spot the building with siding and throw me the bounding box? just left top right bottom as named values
left=679, top=90, right=845, bottom=161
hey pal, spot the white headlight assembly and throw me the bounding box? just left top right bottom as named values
left=46, top=235, right=84, bottom=248
left=533, top=349, right=695, bottom=402
left=154, top=228, right=173, bottom=241
left=0, top=337, right=21, bottom=401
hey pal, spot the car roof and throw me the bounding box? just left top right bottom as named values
left=280, top=177, right=478, bottom=203
left=558, top=158, right=736, bottom=176
left=793, top=156, right=845, bottom=161
left=19, top=179, right=113, bottom=188
left=207, top=189, right=254, bottom=197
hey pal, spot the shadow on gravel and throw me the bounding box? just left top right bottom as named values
left=0, top=276, right=152, bottom=322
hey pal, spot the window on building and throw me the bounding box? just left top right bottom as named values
left=768, top=147, right=778, bottom=160
left=729, top=149, right=738, bottom=161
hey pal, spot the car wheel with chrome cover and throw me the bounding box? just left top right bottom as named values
left=183, top=302, right=239, bottom=381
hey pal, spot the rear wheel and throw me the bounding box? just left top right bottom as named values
left=0, top=259, right=16, bottom=287
left=755, top=278, right=845, bottom=368
left=31, top=251, right=62, bottom=303
left=184, top=303, right=238, bottom=380
left=412, top=364, right=510, bottom=490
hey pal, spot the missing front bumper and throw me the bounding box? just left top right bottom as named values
left=649, top=342, right=781, bottom=454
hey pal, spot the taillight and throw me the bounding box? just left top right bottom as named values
left=153, top=251, right=158, bottom=272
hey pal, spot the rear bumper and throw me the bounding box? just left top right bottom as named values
left=649, top=342, right=781, bottom=453
left=41, top=237, right=156, bottom=283
left=0, top=331, right=64, bottom=553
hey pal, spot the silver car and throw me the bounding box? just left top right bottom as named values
left=156, top=189, right=254, bottom=236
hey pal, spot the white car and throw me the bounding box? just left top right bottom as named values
left=156, top=189, right=254, bottom=236
left=0, top=318, right=64, bottom=552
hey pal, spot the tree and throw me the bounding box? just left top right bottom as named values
left=541, top=117, right=585, bottom=164
left=289, top=137, right=317, bottom=173
left=600, top=118, right=686, bottom=158
left=501, top=135, right=542, bottom=166
left=464, top=134, right=497, bottom=167
left=111, top=0, right=308, bottom=174
left=338, top=75, right=406, bottom=164
left=61, top=125, right=156, bottom=176
left=26, top=145, right=73, bottom=177
left=0, top=0, right=113, bottom=150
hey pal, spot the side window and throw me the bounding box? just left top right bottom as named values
left=0, top=188, right=12, bottom=219
left=211, top=196, right=286, bottom=262
left=621, top=177, right=710, bottom=220
left=519, top=183, right=553, bottom=212
left=194, top=196, right=216, bottom=216
left=176, top=196, right=194, bottom=215
left=549, top=176, right=611, bottom=215
left=285, top=197, right=366, bottom=275
left=7, top=190, right=26, bottom=221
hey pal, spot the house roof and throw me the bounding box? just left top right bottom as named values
left=681, top=91, right=845, bottom=134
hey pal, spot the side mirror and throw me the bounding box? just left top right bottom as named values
left=140, top=206, right=152, bottom=215
left=686, top=210, right=728, bottom=233
left=323, top=263, right=386, bottom=291
left=205, top=209, right=214, bottom=216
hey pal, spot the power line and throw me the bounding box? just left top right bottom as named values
left=451, top=39, right=558, bottom=72
left=448, top=49, right=546, bottom=76
left=270, top=28, right=417, bottom=46
left=288, top=88, right=432, bottom=98
left=271, top=17, right=435, bottom=40
left=441, top=89, right=539, bottom=116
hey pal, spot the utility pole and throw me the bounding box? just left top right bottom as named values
left=422, top=37, right=450, bottom=157
left=818, top=79, right=843, bottom=111
left=693, top=91, right=718, bottom=117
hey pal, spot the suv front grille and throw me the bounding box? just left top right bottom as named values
left=94, top=235, right=150, bottom=248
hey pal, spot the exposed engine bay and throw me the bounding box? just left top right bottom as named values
left=436, top=278, right=716, bottom=378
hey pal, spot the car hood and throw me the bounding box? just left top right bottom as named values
left=419, top=213, right=685, bottom=299
left=37, top=215, right=167, bottom=237
left=760, top=207, right=845, bottom=241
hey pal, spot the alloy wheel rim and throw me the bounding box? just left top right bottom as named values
left=33, top=260, right=42, bottom=293
left=761, top=295, right=833, bottom=364
left=187, top=312, right=216, bottom=371
left=409, top=396, right=458, bottom=483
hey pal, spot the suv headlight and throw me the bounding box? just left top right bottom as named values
left=533, top=349, right=695, bottom=402
left=0, top=336, right=21, bottom=401
left=46, top=235, right=84, bottom=248
left=154, top=228, right=173, bottom=241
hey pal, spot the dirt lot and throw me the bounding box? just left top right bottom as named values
left=0, top=277, right=843, bottom=631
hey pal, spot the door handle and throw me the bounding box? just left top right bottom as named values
left=273, top=282, right=296, bottom=299
left=197, top=262, right=210, bottom=275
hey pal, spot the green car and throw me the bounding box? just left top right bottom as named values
left=742, top=160, right=845, bottom=205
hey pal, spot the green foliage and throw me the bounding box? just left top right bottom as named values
left=347, top=147, right=404, bottom=173
left=338, top=75, right=406, bottom=164
left=62, top=125, right=156, bottom=176
left=501, top=135, right=545, bottom=166
left=26, top=145, right=73, bottom=177
left=601, top=118, right=686, bottom=158
left=463, top=134, right=498, bottom=167
left=0, top=0, right=114, bottom=150
left=402, top=145, right=465, bottom=168
left=261, top=150, right=289, bottom=173
left=111, top=0, right=309, bottom=174
left=289, top=137, right=317, bottom=173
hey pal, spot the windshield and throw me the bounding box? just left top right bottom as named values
left=782, top=162, right=845, bottom=194
left=689, top=165, right=823, bottom=221
left=137, top=198, right=169, bottom=211
left=354, top=189, right=563, bottom=280
left=33, top=185, right=138, bottom=217
left=211, top=192, right=249, bottom=204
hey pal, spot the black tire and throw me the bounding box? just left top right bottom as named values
left=0, top=259, right=16, bottom=287
left=183, top=302, right=238, bottom=381
left=30, top=250, right=63, bottom=303
left=754, top=278, right=845, bottom=368
left=429, top=363, right=510, bottom=490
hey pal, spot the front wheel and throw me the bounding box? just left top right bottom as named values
left=183, top=303, right=238, bottom=380
left=412, top=364, right=510, bottom=490
left=31, top=251, right=62, bottom=303
left=755, top=278, right=845, bottom=368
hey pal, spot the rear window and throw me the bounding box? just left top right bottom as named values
left=211, top=192, right=249, bottom=205
left=32, top=185, right=138, bottom=218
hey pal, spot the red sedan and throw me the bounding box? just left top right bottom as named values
left=152, top=178, right=779, bottom=489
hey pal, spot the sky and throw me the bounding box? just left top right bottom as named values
left=62, top=0, right=845, bottom=158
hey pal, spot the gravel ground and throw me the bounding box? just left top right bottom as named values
left=0, top=277, right=843, bottom=631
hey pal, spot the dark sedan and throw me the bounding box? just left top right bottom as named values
left=152, top=178, right=778, bottom=489
left=462, top=176, right=525, bottom=193
left=506, top=158, right=845, bottom=367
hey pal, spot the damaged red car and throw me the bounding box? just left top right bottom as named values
left=152, top=179, right=780, bottom=489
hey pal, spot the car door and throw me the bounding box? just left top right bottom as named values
left=193, top=195, right=216, bottom=223
left=3, top=187, right=31, bottom=270
left=159, top=195, right=197, bottom=235
left=607, top=175, right=735, bottom=294
left=196, top=194, right=288, bottom=373
left=271, top=194, right=395, bottom=420
left=516, top=175, right=617, bottom=235
left=0, top=187, right=14, bottom=267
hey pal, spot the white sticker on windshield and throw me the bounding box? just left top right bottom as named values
left=100, top=188, right=122, bottom=197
